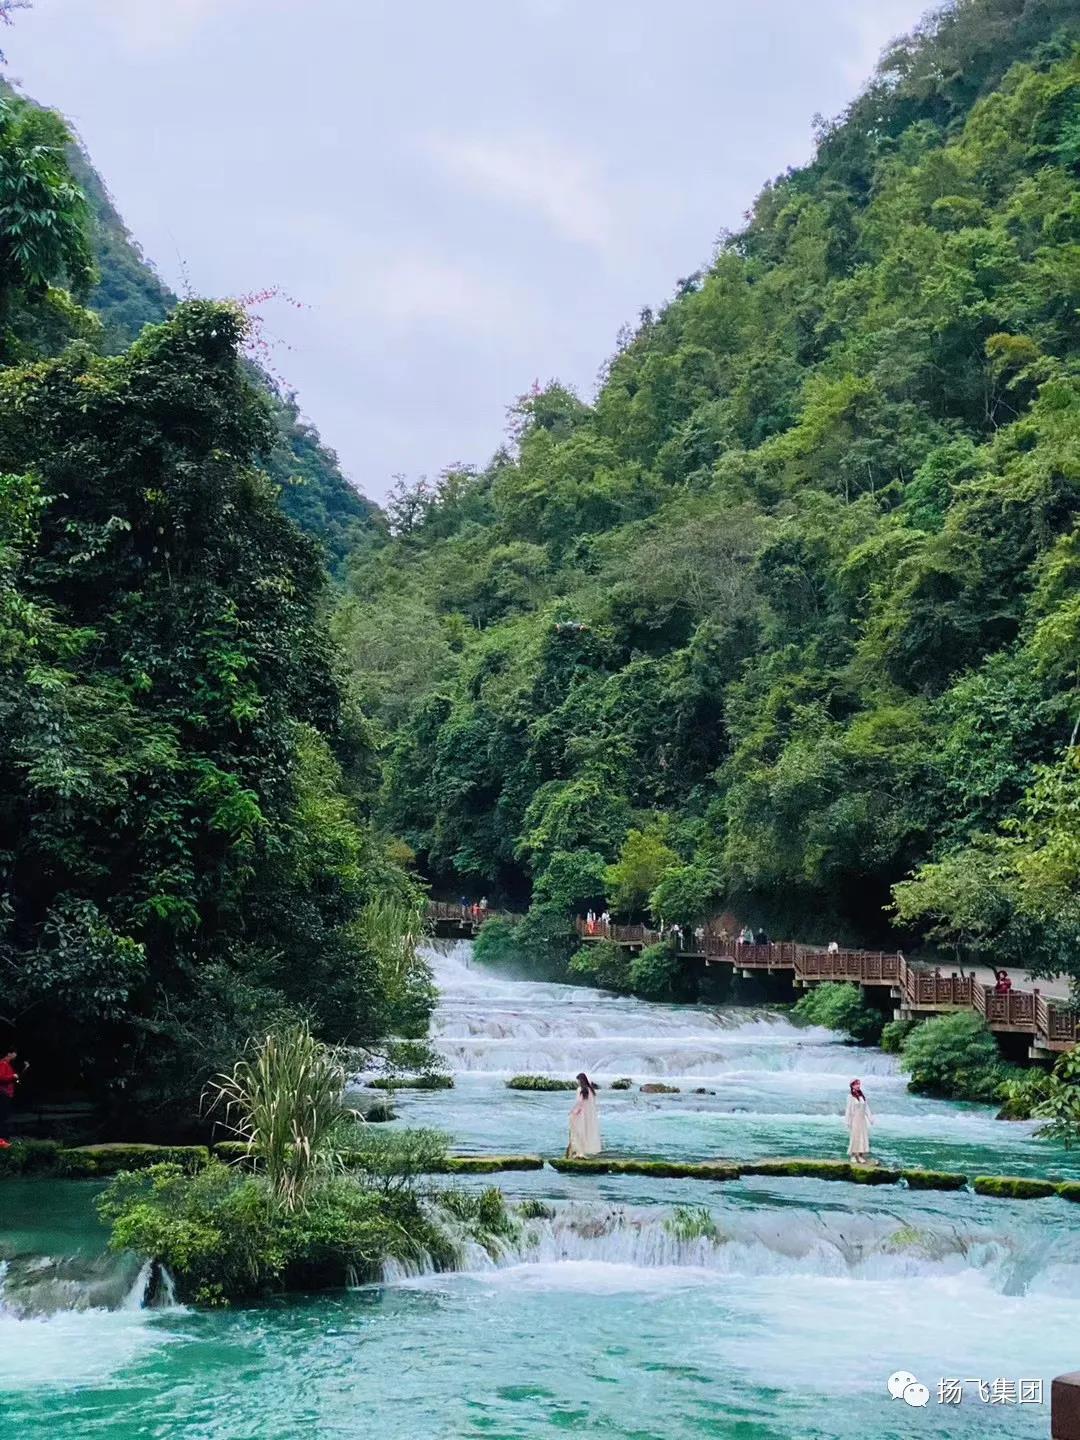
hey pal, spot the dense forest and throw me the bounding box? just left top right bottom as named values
left=0, top=83, right=425, bottom=1128
left=336, top=0, right=1080, bottom=990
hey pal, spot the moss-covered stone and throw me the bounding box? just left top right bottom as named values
left=742, top=1158, right=900, bottom=1185
left=60, top=1144, right=210, bottom=1177
left=212, top=1143, right=543, bottom=1176
left=972, top=1175, right=1058, bottom=1199
left=366, top=1074, right=453, bottom=1091
left=609, top=1078, right=633, bottom=1091
left=900, top=1168, right=968, bottom=1191
left=639, top=1083, right=680, bottom=1094
left=506, top=1075, right=577, bottom=1091
left=550, top=1157, right=739, bottom=1181
left=1058, top=1182, right=1080, bottom=1203
left=0, top=1138, right=63, bottom=1174
left=441, top=1155, right=544, bottom=1173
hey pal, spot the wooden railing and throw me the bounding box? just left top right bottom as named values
left=426, top=900, right=523, bottom=928
left=573, top=916, right=1078, bottom=1054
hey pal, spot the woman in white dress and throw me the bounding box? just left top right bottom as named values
left=845, top=1078, right=873, bottom=1163
left=567, top=1072, right=601, bottom=1157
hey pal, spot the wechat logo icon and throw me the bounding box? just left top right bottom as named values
left=888, top=1371, right=930, bottom=1408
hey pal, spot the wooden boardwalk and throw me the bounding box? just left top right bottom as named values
left=425, top=901, right=1078, bottom=1057
left=572, top=918, right=1078, bottom=1058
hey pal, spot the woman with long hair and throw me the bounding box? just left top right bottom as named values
left=567, top=1072, right=601, bottom=1158
left=845, top=1078, right=873, bottom=1164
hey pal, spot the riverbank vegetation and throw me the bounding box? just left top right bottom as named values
left=793, top=983, right=885, bottom=1045
left=332, top=0, right=1080, bottom=993
left=96, top=1028, right=510, bottom=1302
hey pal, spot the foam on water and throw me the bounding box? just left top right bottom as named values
left=423, top=940, right=901, bottom=1080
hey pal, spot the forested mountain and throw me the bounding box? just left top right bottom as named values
left=0, top=85, right=425, bottom=1127
left=0, top=77, right=382, bottom=572
left=340, top=0, right=1080, bottom=986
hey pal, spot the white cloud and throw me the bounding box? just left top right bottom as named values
left=326, top=249, right=534, bottom=338
left=425, top=130, right=617, bottom=252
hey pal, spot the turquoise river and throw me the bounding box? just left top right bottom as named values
left=3, top=940, right=1079, bottom=1438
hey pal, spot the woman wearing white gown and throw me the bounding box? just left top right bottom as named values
left=567, top=1072, right=601, bottom=1157
left=845, top=1078, right=873, bottom=1163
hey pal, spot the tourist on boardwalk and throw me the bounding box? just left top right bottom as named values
left=827, top=939, right=840, bottom=954
left=995, top=969, right=1013, bottom=995
left=754, top=927, right=769, bottom=946
left=845, top=1078, right=873, bottom=1164
left=600, top=910, right=610, bottom=933
left=567, top=1071, right=601, bottom=1158
left=737, top=925, right=753, bottom=946
left=0, top=1049, right=27, bottom=1149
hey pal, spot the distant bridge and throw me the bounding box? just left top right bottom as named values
left=573, top=918, right=1078, bottom=1059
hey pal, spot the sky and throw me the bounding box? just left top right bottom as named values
left=5, top=0, right=931, bottom=503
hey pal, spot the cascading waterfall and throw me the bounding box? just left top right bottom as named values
left=422, top=939, right=901, bottom=1080
left=390, top=1198, right=1076, bottom=1294
left=0, top=1250, right=180, bottom=1320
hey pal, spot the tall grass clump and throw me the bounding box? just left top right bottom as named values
left=205, top=1022, right=359, bottom=1211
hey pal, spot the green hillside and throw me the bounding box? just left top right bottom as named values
left=340, top=0, right=1080, bottom=986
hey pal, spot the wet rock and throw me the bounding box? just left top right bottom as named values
left=640, top=1083, right=680, bottom=1094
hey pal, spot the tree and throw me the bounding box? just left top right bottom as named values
left=0, top=93, right=93, bottom=335
left=0, top=302, right=426, bottom=1118
left=606, top=826, right=679, bottom=914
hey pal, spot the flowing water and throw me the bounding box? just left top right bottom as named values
left=3, top=939, right=1078, bottom=1438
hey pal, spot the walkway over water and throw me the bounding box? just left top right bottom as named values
left=424, top=901, right=1078, bottom=1056
left=574, top=917, right=1079, bottom=1058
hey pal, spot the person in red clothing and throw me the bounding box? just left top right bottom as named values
left=0, top=1050, right=26, bottom=1148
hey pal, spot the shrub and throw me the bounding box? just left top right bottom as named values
left=436, top=1185, right=516, bottom=1240
left=998, top=1067, right=1053, bottom=1120
left=365, top=1074, right=453, bottom=1091
left=1031, top=1049, right=1080, bottom=1147
left=517, top=1198, right=555, bottom=1220
left=793, top=983, right=884, bottom=1045
left=629, top=942, right=680, bottom=1000
left=473, top=916, right=523, bottom=968
left=0, top=1138, right=62, bottom=1175
left=477, top=906, right=577, bottom=981
left=569, top=940, right=631, bottom=993
left=506, top=1075, right=577, bottom=1091
left=344, top=1128, right=451, bottom=1193
left=610, top=1077, right=633, bottom=1090
left=900, top=1012, right=1005, bottom=1100
left=880, top=1017, right=920, bottom=1053
left=664, top=1206, right=719, bottom=1243
left=98, top=1161, right=447, bottom=1302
